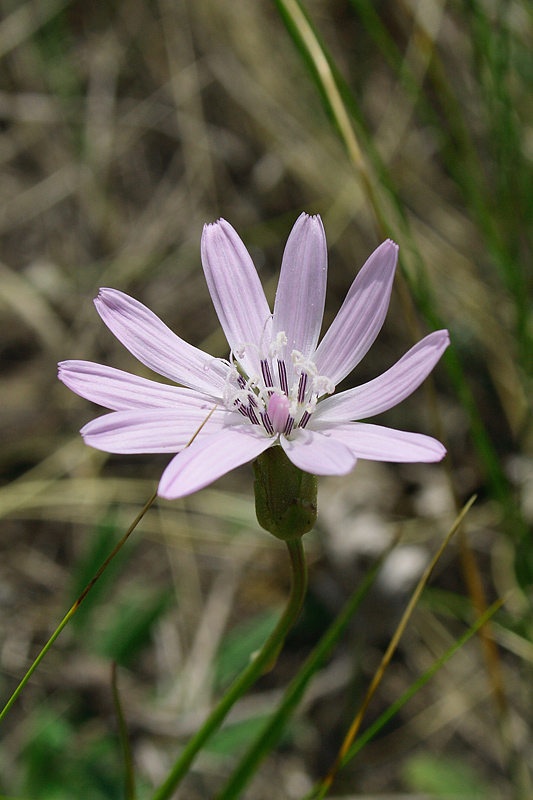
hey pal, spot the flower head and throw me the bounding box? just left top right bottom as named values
left=59, top=214, right=449, bottom=500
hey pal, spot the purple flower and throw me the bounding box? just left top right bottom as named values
left=59, top=214, right=449, bottom=500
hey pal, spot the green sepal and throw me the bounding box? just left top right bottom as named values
left=252, top=446, right=317, bottom=540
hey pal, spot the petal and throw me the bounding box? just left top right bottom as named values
left=314, top=240, right=398, bottom=384
left=280, top=428, right=356, bottom=476
left=319, top=422, right=446, bottom=462
left=314, top=330, right=450, bottom=421
left=201, top=220, right=271, bottom=378
left=81, top=406, right=238, bottom=453
left=58, top=360, right=215, bottom=411
left=158, top=426, right=273, bottom=499
left=273, top=213, right=327, bottom=360
left=94, top=289, right=228, bottom=395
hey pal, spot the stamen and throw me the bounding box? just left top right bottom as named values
left=278, top=360, right=289, bottom=394
left=297, top=373, right=308, bottom=404
left=247, top=406, right=260, bottom=425
left=261, top=359, right=274, bottom=388
left=299, top=410, right=311, bottom=429
left=261, top=411, right=274, bottom=435
left=224, top=331, right=334, bottom=439
left=284, top=416, right=295, bottom=436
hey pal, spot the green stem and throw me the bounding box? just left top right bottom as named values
left=150, top=537, right=308, bottom=800
left=0, top=491, right=158, bottom=727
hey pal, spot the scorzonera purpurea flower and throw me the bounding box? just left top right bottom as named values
left=59, top=214, right=449, bottom=500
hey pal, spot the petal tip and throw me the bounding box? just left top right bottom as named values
left=424, top=440, right=447, bottom=462
left=294, top=211, right=324, bottom=232
left=431, top=328, right=451, bottom=352
left=202, top=218, right=240, bottom=252
left=156, top=482, right=176, bottom=500
left=383, top=238, right=399, bottom=254
left=57, top=361, right=70, bottom=382
left=94, top=287, right=115, bottom=308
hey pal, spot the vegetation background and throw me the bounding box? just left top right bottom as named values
left=0, top=0, right=532, bottom=797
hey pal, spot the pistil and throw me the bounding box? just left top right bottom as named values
left=268, top=393, right=290, bottom=433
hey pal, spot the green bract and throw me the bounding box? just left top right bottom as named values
left=253, top=446, right=317, bottom=540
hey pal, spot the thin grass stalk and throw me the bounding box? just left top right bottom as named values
left=0, top=405, right=220, bottom=727
left=111, top=662, right=137, bottom=800
left=303, top=596, right=505, bottom=800
left=215, top=534, right=400, bottom=800
left=403, top=0, right=533, bottom=366
left=272, top=0, right=517, bottom=750
left=150, top=537, right=308, bottom=800
left=315, top=495, right=476, bottom=797
left=272, top=0, right=520, bottom=525
left=353, top=0, right=533, bottom=374
left=0, top=490, right=158, bottom=727
left=358, top=4, right=529, bottom=780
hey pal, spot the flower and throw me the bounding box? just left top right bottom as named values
left=58, top=214, right=449, bottom=500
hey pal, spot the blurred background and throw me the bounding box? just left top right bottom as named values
left=0, top=0, right=532, bottom=797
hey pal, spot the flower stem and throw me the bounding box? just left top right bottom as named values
left=150, top=537, right=308, bottom=800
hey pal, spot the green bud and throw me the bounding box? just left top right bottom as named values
left=252, top=446, right=318, bottom=540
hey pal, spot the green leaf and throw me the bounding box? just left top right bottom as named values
left=99, top=586, right=173, bottom=667
left=402, top=753, right=494, bottom=798
left=19, top=708, right=121, bottom=800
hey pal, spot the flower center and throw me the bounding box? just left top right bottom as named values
left=223, top=332, right=335, bottom=438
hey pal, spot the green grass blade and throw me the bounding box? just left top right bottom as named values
left=111, top=663, right=136, bottom=800
left=272, top=0, right=527, bottom=542
left=150, top=538, right=308, bottom=800
left=306, top=597, right=504, bottom=800
left=0, top=492, right=157, bottom=728
left=215, top=538, right=396, bottom=800
left=342, top=597, right=505, bottom=765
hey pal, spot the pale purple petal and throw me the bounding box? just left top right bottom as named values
left=280, top=429, right=356, bottom=475
left=314, top=240, right=398, bottom=385
left=158, top=426, right=273, bottom=499
left=81, top=406, right=238, bottom=453
left=314, top=330, right=450, bottom=421
left=58, top=360, right=215, bottom=411
left=273, top=213, right=327, bottom=361
left=201, top=220, right=271, bottom=378
left=94, top=289, right=228, bottom=395
left=319, top=422, right=446, bottom=462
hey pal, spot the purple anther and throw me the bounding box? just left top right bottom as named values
left=247, top=406, right=260, bottom=425
left=283, top=416, right=295, bottom=436
left=298, top=410, right=311, bottom=428
left=260, top=411, right=274, bottom=435
left=261, top=359, right=274, bottom=388
left=297, top=373, right=308, bottom=404
left=278, top=360, right=289, bottom=394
